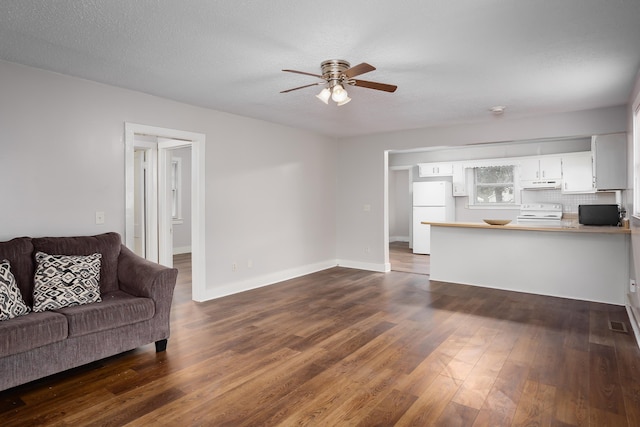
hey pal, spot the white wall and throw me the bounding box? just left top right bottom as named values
left=0, top=60, right=337, bottom=297
left=337, top=106, right=628, bottom=271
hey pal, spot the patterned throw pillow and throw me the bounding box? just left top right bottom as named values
left=0, top=259, right=31, bottom=320
left=33, top=252, right=102, bottom=312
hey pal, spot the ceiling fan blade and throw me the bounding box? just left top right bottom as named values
left=282, top=69, right=324, bottom=79
left=352, top=79, right=398, bottom=93
left=280, top=81, right=325, bottom=93
left=343, top=63, right=376, bottom=78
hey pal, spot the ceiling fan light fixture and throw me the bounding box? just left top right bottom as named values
left=337, top=96, right=351, bottom=106
left=316, top=87, right=331, bottom=104
left=331, top=84, right=348, bottom=102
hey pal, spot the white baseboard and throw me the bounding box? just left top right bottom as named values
left=336, top=259, right=390, bottom=273
left=200, top=259, right=338, bottom=301
left=173, top=246, right=192, bottom=255
left=197, top=257, right=393, bottom=302
left=626, top=295, right=640, bottom=350
left=389, top=236, right=410, bottom=243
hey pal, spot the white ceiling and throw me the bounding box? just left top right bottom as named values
left=1, top=1, right=639, bottom=138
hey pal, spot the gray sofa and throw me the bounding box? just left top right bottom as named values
left=0, top=232, right=178, bottom=391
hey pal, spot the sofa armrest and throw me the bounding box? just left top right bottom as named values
left=117, top=246, right=178, bottom=343
left=117, top=245, right=178, bottom=299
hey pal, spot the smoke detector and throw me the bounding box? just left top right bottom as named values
left=490, top=106, right=506, bottom=115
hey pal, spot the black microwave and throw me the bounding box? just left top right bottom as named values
left=578, top=204, right=620, bottom=226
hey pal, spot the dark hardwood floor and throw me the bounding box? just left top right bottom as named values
left=389, top=241, right=430, bottom=275
left=2, top=253, right=640, bottom=426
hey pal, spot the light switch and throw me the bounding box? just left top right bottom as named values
left=95, top=211, right=105, bottom=225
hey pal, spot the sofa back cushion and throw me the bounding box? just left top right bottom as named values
left=0, top=238, right=35, bottom=306
left=32, top=232, right=122, bottom=294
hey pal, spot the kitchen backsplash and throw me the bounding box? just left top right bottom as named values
left=521, top=189, right=617, bottom=213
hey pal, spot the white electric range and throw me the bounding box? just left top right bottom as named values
left=517, top=203, right=563, bottom=225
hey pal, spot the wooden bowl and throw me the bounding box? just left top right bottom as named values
left=483, top=219, right=511, bottom=226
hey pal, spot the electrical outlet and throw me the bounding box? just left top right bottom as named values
left=232, top=263, right=237, bottom=272
left=364, top=246, right=371, bottom=253
left=95, top=211, right=105, bottom=225
left=631, top=279, right=637, bottom=293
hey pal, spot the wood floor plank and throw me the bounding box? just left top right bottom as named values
left=512, top=380, right=557, bottom=426
left=435, top=401, right=479, bottom=427
left=589, top=342, right=626, bottom=416
left=2, top=257, right=639, bottom=426
left=472, top=361, right=529, bottom=427
left=394, top=374, right=462, bottom=426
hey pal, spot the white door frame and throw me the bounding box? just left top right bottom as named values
left=125, top=122, right=207, bottom=301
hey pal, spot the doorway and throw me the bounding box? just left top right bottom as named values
left=124, top=123, right=206, bottom=301
left=388, top=166, right=430, bottom=275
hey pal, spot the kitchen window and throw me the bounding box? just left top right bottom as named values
left=471, top=165, right=519, bottom=206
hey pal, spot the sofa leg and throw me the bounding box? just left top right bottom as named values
left=155, top=339, right=168, bottom=352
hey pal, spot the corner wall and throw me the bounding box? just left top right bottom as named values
left=0, top=60, right=338, bottom=298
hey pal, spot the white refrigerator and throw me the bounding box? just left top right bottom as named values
left=412, top=181, right=455, bottom=254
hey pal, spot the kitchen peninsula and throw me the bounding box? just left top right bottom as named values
left=422, top=221, right=630, bottom=305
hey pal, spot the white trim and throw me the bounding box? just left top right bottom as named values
left=625, top=299, right=640, bottom=350
left=173, top=246, right=192, bottom=255
left=200, top=260, right=337, bottom=301
left=124, top=122, right=206, bottom=302
left=633, top=99, right=640, bottom=218
left=337, top=259, right=390, bottom=273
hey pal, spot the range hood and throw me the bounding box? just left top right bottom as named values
left=520, top=179, right=561, bottom=189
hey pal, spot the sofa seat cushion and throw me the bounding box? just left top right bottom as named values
left=55, top=290, right=155, bottom=338
left=0, top=311, right=68, bottom=357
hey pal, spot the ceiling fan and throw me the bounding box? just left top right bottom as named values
left=281, top=59, right=397, bottom=106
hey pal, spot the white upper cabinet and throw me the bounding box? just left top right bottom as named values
left=561, top=152, right=594, bottom=193
left=592, top=133, right=627, bottom=190
left=452, top=163, right=467, bottom=196
left=418, top=162, right=453, bottom=177
left=519, top=156, right=562, bottom=188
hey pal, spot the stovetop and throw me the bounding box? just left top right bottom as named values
left=517, top=203, right=563, bottom=222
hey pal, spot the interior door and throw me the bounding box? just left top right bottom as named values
left=133, top=149, right=146, bottom=258
left=158, top=138, right=192, bottom=268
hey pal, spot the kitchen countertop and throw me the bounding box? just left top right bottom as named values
left=421, top=220, right=631, bottom=234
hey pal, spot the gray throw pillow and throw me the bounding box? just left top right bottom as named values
left=0, top=259, right=31, bottom=320
left=33, top=252, right=102, bottom=312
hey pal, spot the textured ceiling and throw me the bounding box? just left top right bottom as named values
left=1, top=1, right=639, bottom=138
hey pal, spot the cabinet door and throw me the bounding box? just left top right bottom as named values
left=592, top=133, right=627, bottom=190
left=519, top=158, right=540, bottom=181
left=418, top=162, right=453, bottom=177
left=562, top=153, right=594, bottom=193
left=452, top=163, right=467, bottom=196
left=539, top=157, right=562, bottom=180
